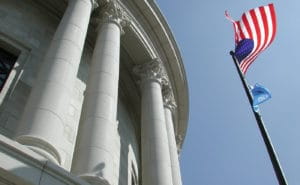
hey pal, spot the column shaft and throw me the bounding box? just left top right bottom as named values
left=165, top=107, right=183, bottom=185
left=71, top=21, right=121, bottom=185
left=15, top=0, right=94, bottom=164
left=138, top=63, right=173, bottom=185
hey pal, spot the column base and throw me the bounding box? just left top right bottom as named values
left=15, top=135, right=61, bottom=165
left=79, top=174, right=110, bottom=185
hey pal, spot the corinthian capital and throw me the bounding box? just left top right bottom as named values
left=133, top=58, right=168, bottom=85
left=90, top=0, right=99, bottom=10
left=176, top=134, right=183, bottom=154
left=97, top=0, right=130, bottom=33
left=162, top=83, right=177, bottom=111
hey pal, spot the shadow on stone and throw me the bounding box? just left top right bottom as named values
left=118, top=118, right=129, bottom=185
left=94, top=162, right=105, bottom=177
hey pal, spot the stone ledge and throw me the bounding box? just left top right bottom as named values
left=0, top=135, right=90, bottom=185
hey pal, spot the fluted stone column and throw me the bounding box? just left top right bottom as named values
left=15, top=0, right=96, bottom=164
left=163, top=85, right=183, bottom=185
left=71, top=1, right=128, bottom=185
left=134, top=59, right=173, bottom=185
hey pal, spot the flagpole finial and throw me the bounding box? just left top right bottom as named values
left=230, top=50, right=234, bottom=56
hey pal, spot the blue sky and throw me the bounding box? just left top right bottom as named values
left=156, top=1, right=300, bottom=185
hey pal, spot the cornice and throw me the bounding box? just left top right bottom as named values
left=117, top=1, right=158, bottom=58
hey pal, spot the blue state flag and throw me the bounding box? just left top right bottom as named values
left=251, top=83, right=272, bottom=112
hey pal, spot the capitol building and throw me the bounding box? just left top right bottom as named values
left=0, top=0, right=189, bottom=185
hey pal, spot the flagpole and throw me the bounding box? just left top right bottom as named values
left=230, top=51, right=288, bottom=185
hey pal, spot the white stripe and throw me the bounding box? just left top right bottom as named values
left=239, top=19, right=250, bottom=38
left=242, top=7, right=266, bottom=71
left=255, top=7, right=266, bottom=52
left=245, top=10, right=257, bottom=51
left=262, top=5, right=274, bottom=51
left=233, top=22, right=241, bottom=41
left=240, top=10, right=257, bottom=69
left=242, top=5, right=274, bottom=73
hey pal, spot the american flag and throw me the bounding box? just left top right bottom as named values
left=226, top=4, right=277, bottom=74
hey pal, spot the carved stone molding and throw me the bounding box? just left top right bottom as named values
left=95, top=0, right=131, bottom=34
left=91, top=0, right=99, bottom=10
left=162, top=83, right=177, bottom=111
left=133, top=58, right=168, bottom=85
left=96, top=0, right=109, bottom=6
left=176, top=134, right=183, bottom=153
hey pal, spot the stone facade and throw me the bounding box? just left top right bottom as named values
left=0, top=0, right=189, bottom=185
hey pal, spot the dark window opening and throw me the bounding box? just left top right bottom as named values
left=0, top=47, right=17, bottom=92
left=131, top=174, right=136, bottom=185
left=131, top=164, right=138, bottom=185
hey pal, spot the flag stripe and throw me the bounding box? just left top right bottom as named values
left=265, top=5, right=274, bottom=47
left=241, top=13, right=253, bottom=41
left=241, top=9, right=262, bottom=73
left=237, top=22, right=246, bottom=40
left=269, top=4, right=277, bottom=44
left=242, top=7, right=266, bottom=73
left=240, top=19, right=249, bottom=39
left=243, top=7, right=270, bottom=73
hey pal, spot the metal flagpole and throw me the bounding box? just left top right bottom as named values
left=230, top=51, right=288, bottom=185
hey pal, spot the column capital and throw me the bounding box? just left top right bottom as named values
left=133, top=58, right=168, bottom=85
left=162, top=83, right=177, bottom=112
left=176, top=134, right=183, bottom=153
left=91, top=0, right=99, bottom=10
left=95, top=0, right=131, bottom=34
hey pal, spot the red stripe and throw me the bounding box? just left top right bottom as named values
left=243, top=6, right=270, bottom=73
left=239, top=13, right=254, bottom=73
left=233, top=21, right=239, bottom=43
left=269, top=4, right=277, bottom=44
left=243, top=54, right=258, bottom=73
left=241, top=9, right=262, bottom=73
left=237, top=21, right=246, bottom=39
left=259, top=6, right=270, bottom=49
left=243, top=4, right=276, bottom=74
left=243, top=55, right=258, bottom=73
left=241, top=13, right=253, bottom=39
